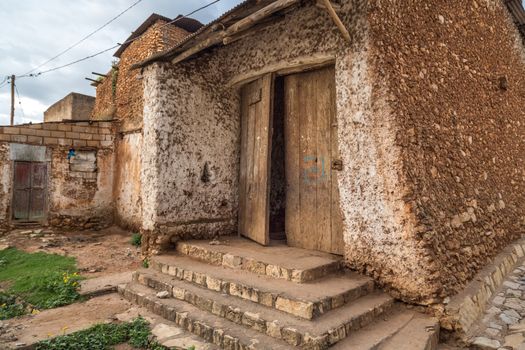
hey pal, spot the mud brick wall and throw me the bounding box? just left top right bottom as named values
left=365, top=0, right=525, bottom=303
left=0, top=121, right=115, bottom=230
left=115, top=20, right=190, bottom=132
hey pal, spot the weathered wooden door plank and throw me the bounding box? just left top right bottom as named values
left=238, top=74, right=273, bottom=246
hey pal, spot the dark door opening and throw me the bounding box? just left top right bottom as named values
left=269, top=76, right=286, bottom=241
left=12, top=161, right=47, bottom=222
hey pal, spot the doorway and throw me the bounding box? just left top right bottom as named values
left=12, top=161, right=47, bottom=222
left=238, top=66, right=343, bottom=255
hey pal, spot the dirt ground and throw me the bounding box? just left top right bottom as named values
left=0, top=226, right=144, bottom=349
left=0, top=226, right=142, bottom=277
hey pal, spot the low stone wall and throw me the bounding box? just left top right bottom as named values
left=0, top=121, right=113, bottom=148
left=441, top=237, right=525, bottom=337
left=0, top=121, right=115, bottom=231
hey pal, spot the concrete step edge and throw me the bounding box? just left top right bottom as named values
left=118, top=282, right=301, bottom=350
left=150, top=256, right=374, bottom=320
left=176, top=241, right=342, bottom=283
left=132, top=270, right=395, bottom=348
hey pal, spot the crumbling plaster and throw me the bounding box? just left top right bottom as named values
left=0, top=144, right=11, bottom=227
left=114, top=132, right=143, bottom=231
left=48, top=146, right=114, bottom=229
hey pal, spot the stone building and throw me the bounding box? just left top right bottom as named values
left=43, top=92, right=95, bottom=123
left=116, top=0, right=525, bottom=347
left=0, top=13, right=203, bottom=232
left=0, top=121, right=114, bottom=230
left=3, top=1, right=525, bottom=347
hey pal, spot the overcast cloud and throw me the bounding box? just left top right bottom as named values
left=0, top=0, right=243, bottom=125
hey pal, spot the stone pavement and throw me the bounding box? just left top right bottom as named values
left=471, top=261, right=525, bottom=349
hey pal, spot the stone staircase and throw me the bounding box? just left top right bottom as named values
left=118, top=237, right=440, bottom=349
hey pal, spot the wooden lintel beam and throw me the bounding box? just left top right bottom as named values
left=92, top=72, right=107, bottom=78
left=320, top=0, right=351, bottom=43
left=229, top=53, right=336, bottom=88
left=171, top=0, right=300, bottom=65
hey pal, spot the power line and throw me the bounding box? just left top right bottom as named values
left=21, top=0, right=222, bottom=78
left=15, top=84, right=25, bottom=119
left=0, top=76, right=9, bottom=89
left=20, top=0, right=144, bottom=77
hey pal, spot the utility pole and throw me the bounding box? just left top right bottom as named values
left=10, top=75, right=15, bottom=126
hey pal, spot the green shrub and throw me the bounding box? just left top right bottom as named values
left=131, top=233, right=142, bottom=247
left=33, top=272, right=82, bottom=309
left=35, top=317, right=170, bottom=350
left=142, top=259, right=149, bottom=268
left=0, top=292, right=26, bottom=320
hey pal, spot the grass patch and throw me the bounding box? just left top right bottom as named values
left=131, top=233, right=142, bottom=247
left=36, top=317, right=173, bottom=350
left=0, top=248, right=81, bottom=313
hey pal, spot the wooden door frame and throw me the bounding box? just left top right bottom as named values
left=237, top=60, right=339, bottom=248
left=10, top=160, right=49, bottom=223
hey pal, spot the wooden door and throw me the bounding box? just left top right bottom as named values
left=12, top=161, right=47, bottom=221
left=238, top=74, right=273, bottom=246
left=284, top=66, right=344, bottom=255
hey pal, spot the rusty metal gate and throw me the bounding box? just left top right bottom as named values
left=12, top=161, right=47, bottom=221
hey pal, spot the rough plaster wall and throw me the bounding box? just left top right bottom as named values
left=142, top=64, right=239, bottom=252
left=49, top=146, right=114, bottom=228
left=141, top=2, right=403, bottom=254
left=0, top=143, right=11, bottom=226
left=368, top=0, right=525, bottom=302
left=114, top=132, right=142, bottom=231
left=337, top=26, right=439, bottom=303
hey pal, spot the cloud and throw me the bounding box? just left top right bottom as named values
left=0, top=0, right=244, bottom=125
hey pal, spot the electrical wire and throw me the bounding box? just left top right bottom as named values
left=19, top=0, right=144, bottom=77
left=15, top=84, right=25, bottom=119
left=21, top=0, right=222, bottom=78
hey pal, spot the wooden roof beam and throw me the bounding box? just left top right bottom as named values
left=171, top=0, right=300, bottom=65
left=320, top=0, right=351, bottom=43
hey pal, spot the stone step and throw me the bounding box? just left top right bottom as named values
left=118, top=282, right=292, bottom=350
left=133, top=269, right=395, bottom=349
left=176, top=237, right=342, bottom=283
left=377, top=314, right=439, bottom=350
left=331, top=309, right=439, bottom=350
left=151, top=254, right=374, bottom=320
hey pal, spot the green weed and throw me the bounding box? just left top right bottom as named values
left=35, top=317, right=172, bottom=350
left=131, top=233, right=142, bottom=247
left=0, top=292, right=26, bottom=320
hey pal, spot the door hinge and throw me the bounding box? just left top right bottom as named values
left=331, top=159, right=343, bottom=171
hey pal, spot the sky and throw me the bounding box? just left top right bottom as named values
left=0, top=0, right=244, bottom=125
